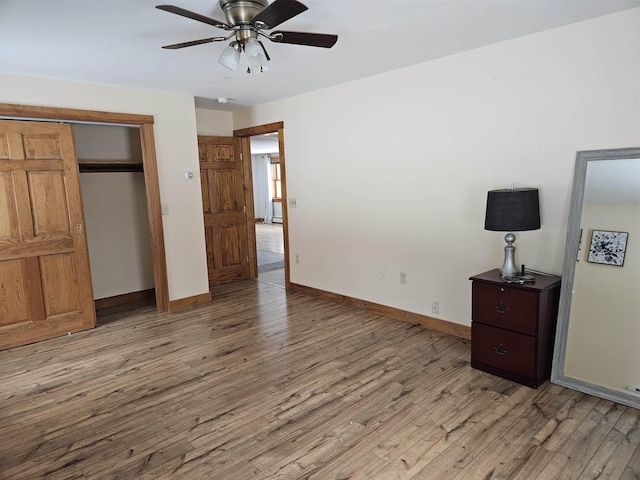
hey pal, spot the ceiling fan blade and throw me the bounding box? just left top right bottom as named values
left=156, top=5, right=230, bottom=29
left=251, top=0, right=308, bottom=29
left=271, top=31, right=338, bottom=48
left=161, top=37, right=226, bottom=49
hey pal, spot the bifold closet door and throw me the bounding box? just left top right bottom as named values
left=0, top=119, right=95, bottom=350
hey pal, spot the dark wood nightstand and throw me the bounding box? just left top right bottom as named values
left=469, top=269, right=561, bottom=388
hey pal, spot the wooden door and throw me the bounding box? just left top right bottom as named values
left=0, top=120, right=95, bottom=350
left=198, top=136, right=250, bottom=285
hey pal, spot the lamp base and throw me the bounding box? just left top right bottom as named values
left=499, top=232, right=519, bottom=278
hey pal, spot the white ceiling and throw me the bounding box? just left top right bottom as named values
left=1, top=0, right=638, bottom=112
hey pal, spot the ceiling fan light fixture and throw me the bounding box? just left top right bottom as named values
left=244, top=37, right=269, bottom=73
left=218, top=43, right=241, bottom=71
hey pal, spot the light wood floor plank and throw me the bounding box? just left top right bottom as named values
left=1, top=279, right=639, bottom=479
left=535, top=399, right=628, bottom=480
left=620, top=445, right=640, bottom=480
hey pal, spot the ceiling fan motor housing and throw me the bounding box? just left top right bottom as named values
left=219, top=0, right=268, bottom=25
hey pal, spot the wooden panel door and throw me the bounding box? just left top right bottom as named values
left=198, top=136, right=250, bottom=285
left=0, top=120, right=95, bottom=350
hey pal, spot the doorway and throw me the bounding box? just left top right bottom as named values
left=234, top=121, right=290, bottom=291
left=250, top=133, right=285, bottom=288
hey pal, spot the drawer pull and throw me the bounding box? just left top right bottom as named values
left=495, top=302, right=510, bottom=314
left=494, top=344, right=508, bottom=355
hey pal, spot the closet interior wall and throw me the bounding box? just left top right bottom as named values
left=74, top=124, right=154, bottom=302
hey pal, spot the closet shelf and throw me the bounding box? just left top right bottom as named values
left=78, top=160, right=143, bottom=173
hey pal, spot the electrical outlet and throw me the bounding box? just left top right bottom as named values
left=400, top=272, right=407, bottom=284
left=432, top=301, right=440, bottom=314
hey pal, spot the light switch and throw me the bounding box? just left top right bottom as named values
left=289, top=197, right=297, bottom=208
left=161, top=204, right=170, bottom=215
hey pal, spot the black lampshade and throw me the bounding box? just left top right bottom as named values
left=485, top=188, right=540, bottom=232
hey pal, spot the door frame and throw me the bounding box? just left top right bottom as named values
left=0, top=103, right=170, bottom=312
left=233, top=122, right=290, bottom=291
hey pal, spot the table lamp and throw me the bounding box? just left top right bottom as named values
left=484, top=187, right=540, bottom=279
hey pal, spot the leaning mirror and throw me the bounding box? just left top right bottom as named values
left=551, top=147, right=640, bottom=409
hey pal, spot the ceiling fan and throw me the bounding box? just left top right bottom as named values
left=156, top=0, right=338, bottom=73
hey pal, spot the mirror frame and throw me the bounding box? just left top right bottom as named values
left=551, top=146, right=640, bottom=409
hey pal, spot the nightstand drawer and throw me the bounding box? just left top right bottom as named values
left=471, top=322, right=535, bottom=378
left=472, top=282, right=537, bottom=335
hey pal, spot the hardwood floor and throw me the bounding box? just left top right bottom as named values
left=1, top=279, right=639, bottom=479
left=256, top=222, right=284, bottom=256
left=256, top=222, right=284, bottom=288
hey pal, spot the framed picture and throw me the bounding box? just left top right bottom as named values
left=587, top=230, right=629, bottom=266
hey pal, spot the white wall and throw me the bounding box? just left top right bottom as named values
left=80, top=172, right=155, bottom=299
left=0, top=75, right=209, bottom=301
left=233, top=8, right=640, bottom=327
left=565, top=204, right=640, bottom=392
left=74, top=124, right=142, bottom=162
left=195, top=109, right=233, bottom=136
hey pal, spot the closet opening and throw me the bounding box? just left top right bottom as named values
left=74, top=124, right=156, bottom=322
left=0, top=103, right=169, bottom=316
